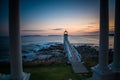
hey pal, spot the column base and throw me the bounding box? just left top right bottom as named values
left=90, top=65, right=114, bottom=80
left=0, top=73, right=10, bottom=80
left=108, top=63, right=120, bottom=80
left=110, top=63, right=120, bottom=73
left=0, top=72, right=30, bottom=80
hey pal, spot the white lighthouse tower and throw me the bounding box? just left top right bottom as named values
left=64, top=30, right=68, bottom=41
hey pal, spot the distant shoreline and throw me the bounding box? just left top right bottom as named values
left=0, top=34, right=99, bottom=37
left=0, top=34, right=115, bottom=37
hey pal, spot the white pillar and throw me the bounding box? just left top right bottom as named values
left=9, top=0, right=23, bottom=80
left=98, top=0, right=109, bottom=72
left=112, top=0, right=120, bottom=73
left=91, top=0, right=114, bottom=80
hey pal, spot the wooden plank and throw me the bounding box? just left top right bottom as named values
left=71, top=62, right=88, bottom=73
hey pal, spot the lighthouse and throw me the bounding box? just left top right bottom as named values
left=64, top=30, right=68, bottom=41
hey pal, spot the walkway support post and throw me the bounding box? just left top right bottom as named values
left=112, top=0, right=120, bottom=73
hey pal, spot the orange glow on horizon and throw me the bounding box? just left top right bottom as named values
left=21, top=21, right=114, bottom=36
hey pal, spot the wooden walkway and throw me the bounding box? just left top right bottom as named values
left=71, top=62, right=88, bottom=73
left=65, top=40, right=88, bottom=73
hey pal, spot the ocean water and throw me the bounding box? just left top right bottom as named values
left=0, top=35, right=114, bottom=59
left=21, top=35, right=114, bottom=48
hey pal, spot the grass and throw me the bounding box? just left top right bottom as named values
left=0, top=51, right=97, bottom=80
left=24, top=63, right=83, bottom=80
left=1, top=52, right=97, bottom=80
left=0, top=63, right=91, bottom=80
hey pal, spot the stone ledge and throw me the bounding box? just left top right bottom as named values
left=90, top=65, right=115, bottom=80
left=0, top=74, right=10, bottom=80
left=0, top=72, right=30, bottom=80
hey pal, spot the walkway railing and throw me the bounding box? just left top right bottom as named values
left=64, top=38, right=88, bottom=73
left=64, top=39, right=72, bottom=62
left=64, top=39, right=81, bottom=63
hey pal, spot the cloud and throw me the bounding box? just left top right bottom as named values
left=87, top=31, right=99, bottom=34
left=87, top=26, right=95, bottom=28
left=51, top=28, right=63, bottom=31
left=77, top=30, right=99, bottom=35
left=89, top=22, right=97, bottom=25
left=21, top=30, right=44, bottom=32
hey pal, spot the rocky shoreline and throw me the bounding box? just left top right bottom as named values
left=0, top=42, right=113, bottom=66
left=21, top=43, right=67, bottom=65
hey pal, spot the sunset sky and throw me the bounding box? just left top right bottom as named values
left=0, top=0, right=115, bottom=36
